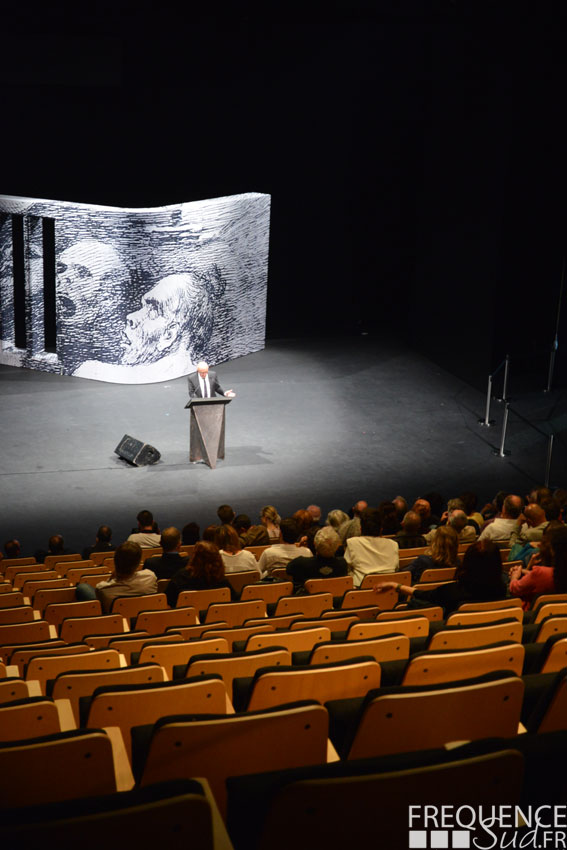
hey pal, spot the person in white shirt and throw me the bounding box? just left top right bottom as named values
left=479, top=494, right=524, bottom=543
left=127, top=509, right=161, bottom=548
left=344, top=507, right=399, bottom=587
left=258, top=518, right=312, bottom=577
left=215, top=524, right=260, bottom=575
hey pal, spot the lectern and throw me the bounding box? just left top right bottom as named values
left=184, top=398, right=232, bottom=469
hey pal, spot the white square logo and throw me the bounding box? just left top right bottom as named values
left=409, top=831, right=428, bottom=848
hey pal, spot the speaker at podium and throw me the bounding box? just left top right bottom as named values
left=184, top=397, right=232, bottom=469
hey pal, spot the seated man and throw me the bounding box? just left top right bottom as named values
left=344, top=507, right=399, bottom=587
left=127, top=509, right=161, bottom=548
left=479, top=494, right=524, bottom=543
left=234, top=514, right=270, bottom=547
left=258, top=518, right=312, bottom=577
left=287, top=527, right=347, bottom=592
left=82, top=525, right=115, bottom=561
left=34, top=534, right=72, bottom=564
left=145, top=527, right=188, bottom=580
left=394, top=511, right=426, bottom=549
left=76, top=541, right=157, bottom=613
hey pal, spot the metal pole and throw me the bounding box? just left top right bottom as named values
left=544, top=256, right=565, bottom=393
left=544, top=434, right=554, bottom=488
left=478, top=374, right=495, bottom=426
left=493, top=402, right=511, bottom=457
left=496, top=354, right=510, bottom=402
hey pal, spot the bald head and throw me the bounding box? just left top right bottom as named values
left=502, top=494, right=524, bottom=519
left=353, top=500, right=368, bottom=517
left=524, top=503, right=546, bottom=528
left=448, top=509, right=468, bottom=532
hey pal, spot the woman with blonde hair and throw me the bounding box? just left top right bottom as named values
left=260, top=505, right=281, bottom=542
left=408, top=525, right=459, bottom=583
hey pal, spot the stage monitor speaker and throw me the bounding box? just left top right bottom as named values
left=114, top=434, right=161, bottom=466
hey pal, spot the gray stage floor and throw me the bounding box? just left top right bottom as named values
left=1, top=336, right=565, bottom=556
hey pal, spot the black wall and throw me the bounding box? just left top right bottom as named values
left=3, top=1, right=566, bottom=388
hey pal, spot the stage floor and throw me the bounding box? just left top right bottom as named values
left=1, top=335, right=565, bottom=556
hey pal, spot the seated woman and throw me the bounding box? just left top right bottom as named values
left=374, top=539, right=507, bottom=618
left=509, top=525, right=567, bottom=610
left=214, top=524, right=261, bottom=575
left=408, top=526, right=459, bottom=583
left=287, top=527, right=348, bottom=592
left=166, top=540, right=237, bottom=607
left=260, top=505, right=281, bottom=543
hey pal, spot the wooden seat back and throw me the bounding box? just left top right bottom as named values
left=247, top=659, right=382, bottom=711
left=240, top=582, right=293, bottom=604
left=310, top=634, right=410, bottom=665
left=186, top=648, right=292, bottom=699
left=44, top=600, right=102, bottom=632
left=273, top=594, right=333, bottom=619
left=25, top=648, right=123, bottom=693
left=205, top=599, right=267, bottom=627
left=347, top=676, right=524, bottom=760
left=60, top=614, right=128, bottom=644
left=139, top=703, right=329, bottom=818
left=176, top=587, right=231, bottom=610
left=428, top=622, right=523, bottom=650
left=110, top=593, right=168, bottom=619
left=446, top=609, right=523, bottom=627
left=137, top=637, right=230, bottom=678
left=245, top=627, right=331, bottom=655
left=402, top=644, right=525, bottom=686
left=85, top=677, right=229, bottom=758
left=360, top=571, right=412, bottom=589
left=0, top=730, right=119, bottom=808
left=347, top=617, right=430, bottom=640
left=134, top=607, right=198, bottom=635
left=52, top=663, right=167, bottom=724
left=304, top=576, right=354, bottom=596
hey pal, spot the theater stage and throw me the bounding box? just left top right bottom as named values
left=1, top=335, right=565, bottom=556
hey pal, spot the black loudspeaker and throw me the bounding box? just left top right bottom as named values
left=114, top=434, right=161, bottom=466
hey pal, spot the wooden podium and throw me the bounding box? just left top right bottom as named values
left=184, top=397, right=231, bottom=469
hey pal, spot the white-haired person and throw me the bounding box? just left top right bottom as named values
left=287, top=527, right=348, bottom=592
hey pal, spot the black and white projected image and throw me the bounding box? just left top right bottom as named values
left=0, top=193, right=270, bottom=383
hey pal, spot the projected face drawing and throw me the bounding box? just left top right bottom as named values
left=121, top=273, right=211, bottom=366
left=56, top=240, right=127, bottom=365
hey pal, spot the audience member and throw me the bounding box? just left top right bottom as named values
left=145, top=527, right=188, bottom=580
left=166, top=541, right=236, bottom=607
left=392, top=496, right=409, bottom=522
left=287, top=527, right=348, bottom=591
left=214, top=525, right=260, bottom=575
left=326, top=509, right=350, bottom=544
left=35, top=534, right=72, bottom=564
left=446, top=509, right=477, bottom=543
left=422, top=492, right=444, bottom=523
left=409, top=525, right=459, bottom=582
left=342, top=500, right=368, bottom=541
left=460, top=491, right=484, bottom=533
left=82, top=525, right=114, bottom=561
left=412, top=499, right=440, bottom=535
left=76, top=541, right=157, bottom=613
left=260, top=505, right=281, bottom=542
left=509, top=525, right=567, bottom=609
left=127, top=510, right=161, bottom=548
left=306, top=504, right=323, bottom=526
left=4, top=539, right=22, bottom=558
left=479, top=494, right=524, bottom=542
left=377, top=501, right=400, bottom=535
left=181, top=522, right=200, bottom=545
left=344, top=507, right=399, bottom=586
left=217, top=504, right=236, bottom=525
left=394, top=511, right=426, bottom=549
left=480, top=490, right=508, bottom=522
left=233, top=514, right=270, bottom=547
left=258, top=518, right=312, bottom=577
left=202, top=525, right=218, bottom=543
left=509, top=503, right=548, bottom=556
left=375, top=539, right=507, bottom=617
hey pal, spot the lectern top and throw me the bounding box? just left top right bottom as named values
left=184, top=397, right=232, bottom=409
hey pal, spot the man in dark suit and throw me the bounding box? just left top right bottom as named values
left=187, top=360, right=235, bottom=399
